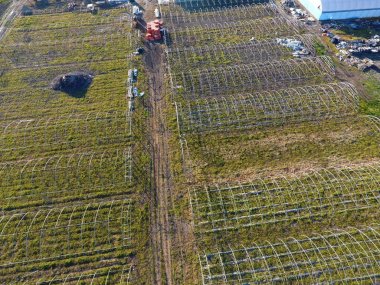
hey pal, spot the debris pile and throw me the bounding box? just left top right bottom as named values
left=276, top=38, right=310, bottom=57
left=323, top=20, right=380, bottom=32
left=51, top=72, right=93, bottom=93
left=322, top=22, right=380, bottom=71
left=67, top=2, right=77, bottom=11
left=281, top=0, right=295, bottom=8
left=282, top=0, right=315, bottom=24
left=345, top=57, right=376, bottom=72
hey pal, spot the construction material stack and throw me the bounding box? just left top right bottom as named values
left=145, top=20, right=163, bottom=41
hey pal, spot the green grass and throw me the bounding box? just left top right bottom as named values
left=163, top=5, right=380, bottom=285
left=332, top=25, right=379, bottom=40
left=191, top=166, right=380, bottom=248
left=360, top=76, right=380, bottom=116
left=0, top=8, right=152, bottom=284
left=170, top=17, right=299, bottom=48
left=182, top=117, right=380, bottom=183
left=313, top=40, right=327, bottom=56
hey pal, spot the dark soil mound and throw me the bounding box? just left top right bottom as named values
left=51, top=72, right=93, bottom=97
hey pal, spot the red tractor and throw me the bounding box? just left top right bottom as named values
left=145, top=20, right=164, bottom=41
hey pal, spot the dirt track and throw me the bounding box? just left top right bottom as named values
left=144, top=38, right=173, bottom=285
left=0, top=0, right=24, bottom=41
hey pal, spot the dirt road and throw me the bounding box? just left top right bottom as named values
left=0, top=0, right=24, bottom=41
left=144, top=41, right=173, bottom=285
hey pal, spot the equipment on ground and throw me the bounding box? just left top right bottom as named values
left=145, top=20, right=164, bottom=41
left=154, top=8, right=160, bottom=18
left=86, top=4, right=98, bottom=13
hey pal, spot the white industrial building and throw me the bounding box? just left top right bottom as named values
left=297, top=0, right=380, bottom=20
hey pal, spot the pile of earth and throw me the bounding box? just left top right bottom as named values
left=51, top=72, right=93, bottom=95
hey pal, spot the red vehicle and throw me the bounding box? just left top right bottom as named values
left=145, top=20, right=164, bottom=41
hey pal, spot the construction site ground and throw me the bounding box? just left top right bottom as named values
left=0, top=0, right=379, bottom=284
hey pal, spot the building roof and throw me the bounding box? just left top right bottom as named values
left=298, top=0, right=380, bottom=20
left=320, top=0, right=380, bottom=12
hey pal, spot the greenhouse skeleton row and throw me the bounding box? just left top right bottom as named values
left=0, top=148, right=132, bottom=186
left=0, top=199, right=131, bottom=266
left=174, top=82, right=359, bottom=133
left=163, top=2, right=278, bottom=29
left=11, top=15, right=130, bottom=32
left=1, top=34, right=134, bottom=68
left=2, top=264, right=133, bottom=285
left=0, top=90, right=128, bottom=121
left=28, top=3, right=132, bottom=16
left=3, top=20, right=131, bottom=45
left=172, top=0, right=272, bottom=11
left=199, top=225, right=380, bottom=284
left=166, top=34, right=316, bottom=70
left=0, top=111, right=132, bottom=152
left=190, top=164, right=380, bottom=233
left=172, top=56, right=335, bottom=99
left=169, top=17, right=301, bottom=48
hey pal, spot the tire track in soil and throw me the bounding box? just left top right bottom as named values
left=0, top=0, right=24, bottom=41
left=144, top=42, right=173, bottom=285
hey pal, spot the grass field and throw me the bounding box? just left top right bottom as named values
left=1, top=0, right=379, bottom=284
left=0, top=0, right=11, bottom=17
left=0, top=5, right=152, bottom=284
left=161, top=1, right=380, bottom=284
left=180, top=116, right=380, bottom=183
left=361, top=76, right=380, bottom=116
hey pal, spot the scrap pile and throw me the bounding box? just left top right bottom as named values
left=67, top=2, right=78, bottom=11
left=282, top=0, right=315, bottom=23
left=276, top=38, right=311, bottom=58
left=322, top=22, right=380, bottom=71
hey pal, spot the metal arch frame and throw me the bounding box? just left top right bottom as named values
left=9, top=16, right=129, bottom=45
left=166, top=36, right=315, bottom=70
left=338, top=167, right=372, bottom=209
left=265, top=239, right=289, bottom=281
left=124, top=147, right=133, bottom=183
left=320, top=231, right=356, bottom=282
left=277, top=237, right=313, bottom=282
left=2, top=29, right=133, bottom=69
left=330, top=228, right=372, bottom=282
left=16, top=265, right=134, bottom=285
left=0, top=199, right=131, bottom=266
left=92, top=203, right=103, bottom=249
left=240, top=245, right=258, bottom=282
left=314, top=168, right=350, bottom=212
left=200, top=225, right=380, bottom=283
left=0, top=148, right=132, bottom=208
left=121, top=199, right=132, bottom=245
left=165, top=2, right=277, bottom=30
left=227, top=244, right=243, bottom=283
left=106, top=200, right=117, bottom=245
left=366, top=115, right=380, bottom=132
left=9, top=212, right=29, bottom=264
left=281, top=237, right=318, bottom=284
left=175, top=82, right=359, bottom=134
left=171, top=56, right=335, bottom=99
left=38, top=207, right=55, bottom=259
left=66, top=206, right=77, bottom=252
left=190, top=164, right=380, bottom=233
left=302, top=234, right=336, bottom=282
left=198, top=250, right=212, bottom=285
left=169, top=16, right=301, bottom=49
